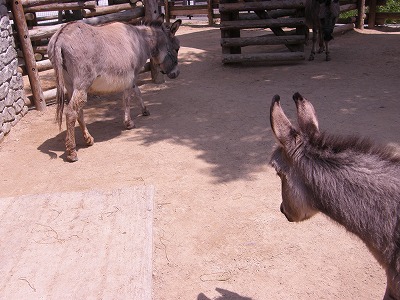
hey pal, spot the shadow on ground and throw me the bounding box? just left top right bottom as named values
left=198, top=288, right=252, bottom=300
left=37, top=25, right=400, bottom=179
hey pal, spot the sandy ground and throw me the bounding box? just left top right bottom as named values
left=1, top=22, right=400, bottom=299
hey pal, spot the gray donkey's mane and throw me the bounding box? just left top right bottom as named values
left=304, top=132, right=400, bottom=164
left=299, top=131, right=400, bottom=252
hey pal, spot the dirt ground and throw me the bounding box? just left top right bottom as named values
left=1, top=22, right=400, bottom=299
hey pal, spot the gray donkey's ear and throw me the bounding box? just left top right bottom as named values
left=293, top=92, right=319, bottom=137
left=170, top=19, right=182, bottom=36
left=270, top=95, right=299, bottom=149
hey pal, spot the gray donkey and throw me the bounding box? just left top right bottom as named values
left=270, top=93, right=400, bottom=299
left=305, top=0, right=340, bottom=61
left=48, top=15, right=181, bottom=162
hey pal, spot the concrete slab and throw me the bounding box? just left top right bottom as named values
left=0, top=186, right=154, bottom=300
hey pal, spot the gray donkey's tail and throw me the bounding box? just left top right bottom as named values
left=47, top=25, right=68, bottom=131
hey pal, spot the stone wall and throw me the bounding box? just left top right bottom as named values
left=0, top=0, right=28, bottom=142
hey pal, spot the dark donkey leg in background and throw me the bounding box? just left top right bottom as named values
left=133, top=85, right=150, bottom=117
left=309, top=24, right=323, bottom=61
left=122, top=85, right=150, bottom=130
left=320, top=17, right=334, bottom=61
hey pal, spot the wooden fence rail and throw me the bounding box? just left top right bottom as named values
left=218, top=0, right=389, bottom=64
left=164, top=0, right=219, bottom=25
left=23, top=1, right=96, bottom=13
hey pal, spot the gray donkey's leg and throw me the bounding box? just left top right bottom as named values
left=64, top=89, right=87, bottom=162
left=77, top=109, right=94, bottom=146
left=122, top=88, right=136, bottom=129
left=122, top=85, right=150, bottom=130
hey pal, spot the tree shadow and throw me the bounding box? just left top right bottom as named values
left=198, top=288, right=252, bottom=300
left=36, top=95, right=140, bottom=162
left=37, top=25, right=400, bottom=179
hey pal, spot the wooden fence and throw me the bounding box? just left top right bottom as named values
left=10, top=0, right=160, bottom=111
left=218, top=0, right=383, bottom=64
left=163, top=0, right=219, bottom=25
left=365, top=0, right=400, bottom=27
left=10, top=0, right=398, bottom=109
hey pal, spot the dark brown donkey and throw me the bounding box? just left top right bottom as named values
left=270, top=93, right=400, bottom=299
left=305, top=0, right=340, bottom=61
left=48, top=15, right=181, bottom=162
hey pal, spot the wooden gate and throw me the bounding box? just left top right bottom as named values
left=219, top=0, right=307, bottom=63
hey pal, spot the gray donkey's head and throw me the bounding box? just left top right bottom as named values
left=269, top=93, right=320, bottom=222
left=149, top=15, right=182, bottom=79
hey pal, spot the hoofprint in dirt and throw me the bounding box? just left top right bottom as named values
left=1, top=23, right=400, bottom=299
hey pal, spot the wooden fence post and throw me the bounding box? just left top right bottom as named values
left=220, top=0, right=241, bottom=56
left=357, top=0, right=366, bottom=29
left=207, top=0, right=213, bottom=26
left=11, top=0, right=46, bottom=111
left=368, top=0, right=377, bottom=28
left=164, top=0, right=170, bottom=23
left=144, top=0, right=165, bottom=84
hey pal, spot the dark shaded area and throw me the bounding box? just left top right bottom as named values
left=198, top=288, right=253, bottom=300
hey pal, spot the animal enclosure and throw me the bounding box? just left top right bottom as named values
left=5, top=0, right=395, bottom=112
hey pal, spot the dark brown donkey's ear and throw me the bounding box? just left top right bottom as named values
left=157, top=14, right=165, bottom=23
left=270, top=95, right=298, bottom=150
left=292, top=92, right=319, bottom=137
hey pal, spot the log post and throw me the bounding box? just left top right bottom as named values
left=367, top=0, right=377, bottom=28
left=144, top=0, right=164, bottom=84
left=11, top=0, right=46, bottom=111
left=207, top=0, right=213, bottom=26
left=357, top=0, right=366, bottom=29
left=220, top=0, right=241, bottom=57
left=164, top=0, right=170, bottom=23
